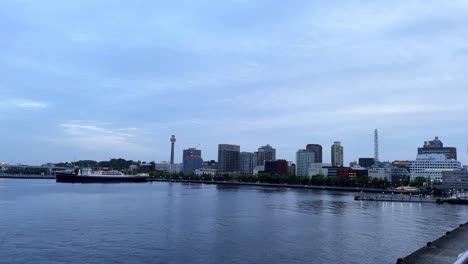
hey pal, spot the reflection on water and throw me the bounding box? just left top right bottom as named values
left=0, top=179, right=467, bottom=264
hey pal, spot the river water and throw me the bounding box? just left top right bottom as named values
left=0, top=179, right=467, bottom=264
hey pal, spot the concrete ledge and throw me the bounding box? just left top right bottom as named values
left=398, top=222, right=468, bottom=264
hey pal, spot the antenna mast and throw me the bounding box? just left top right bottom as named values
left=374, top=129, right=379, bottom=166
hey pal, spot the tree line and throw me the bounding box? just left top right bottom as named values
left=149, top=171, right=429, bottom=189
left=55, top=158, right=140, bottom=171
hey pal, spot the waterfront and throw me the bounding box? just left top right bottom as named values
left=1, top=179, right=467, bottom=264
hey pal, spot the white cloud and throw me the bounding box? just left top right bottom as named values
left=0, top=99, right=47, bottom=109
left=58, top=121, right=150, bottom=153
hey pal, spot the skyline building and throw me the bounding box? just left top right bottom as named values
left=240, top=152, right=256, bottom=175
left=410, top=154, right=461, bottom=182
left=331, top=141, right=344, bottom=167
left=255, top=144, right=276, bottom=166
left=306, top=144, right=323, bottom=163
left=358, top=158, right=375, bottom=168
left=418, top=136, right=457, bottom=160
left=183, top=148, right=202, bottom=175
left=441, top=170, right=468, bottom=190
left=264, top=159, right=288, bottom=176
left=296, top=149, right=315, bottom=176
left=218, top=144, right=241, bottom=173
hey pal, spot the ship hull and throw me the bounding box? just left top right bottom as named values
left=56, top=172, right=147, bottom=183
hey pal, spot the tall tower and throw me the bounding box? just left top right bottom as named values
left=374, top=129, right=379, bottom=166
left=170, top=135, right=176, bottom=164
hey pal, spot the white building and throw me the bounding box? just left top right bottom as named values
left=168, top=163, right=183, bottom=174
left=296, top=150, right=315, bottom=177
left=410, top=154, right=461, bottom=182
left=368, top=167, right=392, bottom=181
left=253, top=165, right=265, bottom=175
left=155, top=161, right=169, bottom=171
left=308, top=163, right=330, bottom=177
left=194, top=168, right=217, bottom=177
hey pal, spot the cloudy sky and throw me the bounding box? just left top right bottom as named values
left=1, top=0, right=468, bottom=165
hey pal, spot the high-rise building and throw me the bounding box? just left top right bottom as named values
left=306, top=144, right=323, bottom=163
left=264, top=159, right=288, bottom=176
left=218, top=144, right=240, bottom=173
left=170, top=135, right=176, bottom=164
left=410, top=154, right=461, bottom=182
left=418, top=137, right=457, bottom=160
left=183, top=148, right=202, bottom=175
left=240, top=152, right=256, bottom=175
left=296, top=149, right=315, bottom=176
left=331, top=141, right=344, bottom=167
left=255, top=144, right=276, bottom=166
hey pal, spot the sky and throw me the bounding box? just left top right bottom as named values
left=1, top=0, right=468, bottom=165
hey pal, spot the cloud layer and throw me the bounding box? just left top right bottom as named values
left=1, top=0, right=468, bottom=164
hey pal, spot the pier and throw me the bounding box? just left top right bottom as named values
left=355, top=194, right=442, bottom=203
left=398, top=222, right=468, bottom=264
left=355, top=193, right=468, bottom=205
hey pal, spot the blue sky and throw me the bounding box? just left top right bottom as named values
left=1, top=0, right=468, bottom=165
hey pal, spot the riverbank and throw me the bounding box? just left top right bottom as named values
left=0, top=175, right=425, bottom=194
left=147, top=178, right=420, bottom=194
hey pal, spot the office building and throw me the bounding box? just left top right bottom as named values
left=359, top=158, right=375, bottom=168
left=255, top=144, right=276, bottom=166
left=368, top=167, right=392, bottom=181
left=306, top=144, right=323, bottom=163
left=288, top=163, right=296, bottom=176
left=183, top=148, right=203, bottom=175
left=410, top=154, right=461, bottom=182
left=202, top=160, right=217, bottom=170
left=168, top=163, right=183, bottom=174
left=418, top=136, right=457, bottom=160
left=296, top=149, right=315, bottom=176
left=308, top=163, right=330, bottom=177
left=240, top=152, right=256, bottom=175
left=391, top=167, right=410, bottom=182
left=331, top=141, right=344, bottom=167
left=253, top=166, right=265, bottom=175
left=218, top=144, right=240, bottom=173
left=441, top=170, right=468, bottom=190
left=264, top=160, right=288, bottom=176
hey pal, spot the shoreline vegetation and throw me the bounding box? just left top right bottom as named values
left=0, top=174, right=430, bottom=195
left=1, top=158, right=436, bottom=194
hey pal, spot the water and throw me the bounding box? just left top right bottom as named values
left=0, top=179, right=467, bottom=264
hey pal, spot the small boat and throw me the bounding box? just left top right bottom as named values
left=56, top=168, right=147, bottom=183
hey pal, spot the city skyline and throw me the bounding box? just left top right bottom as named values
left=2, top=1, right=468, bottom=165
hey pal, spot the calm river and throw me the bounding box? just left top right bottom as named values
left=0, top=179, right=467, bottom=264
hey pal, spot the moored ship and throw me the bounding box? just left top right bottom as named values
left=56, top=168, right=147, bottom=183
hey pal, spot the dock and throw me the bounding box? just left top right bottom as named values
left=355, top=194, right=468, bottom=204
left=355, top=194, right=442, bottom=203
left=398, top=222, right=468, bottom=264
